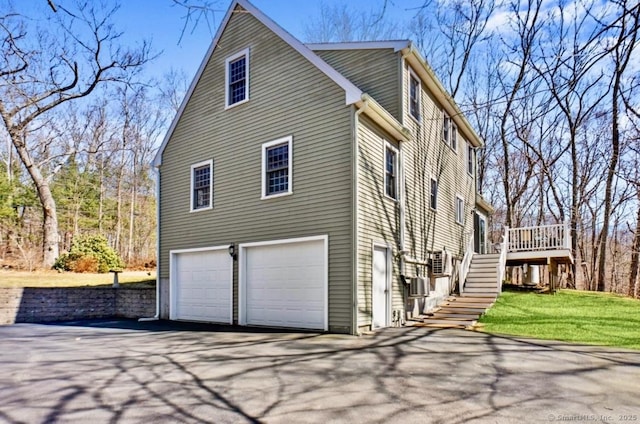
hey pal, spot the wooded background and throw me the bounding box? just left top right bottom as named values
left=0, top=0, right=638, bottom=297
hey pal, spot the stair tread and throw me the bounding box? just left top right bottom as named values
left=418, top=318, right=477, bottom=327
left=446, top=297, right=496, bottom=302
left=443, top=300, right=494, bottom=306
left=433, top=313, right=480, bottom=319
left=437, top=308, right=489, bottom=314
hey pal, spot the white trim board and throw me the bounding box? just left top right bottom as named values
left=307, top=41, right=410, bottom=52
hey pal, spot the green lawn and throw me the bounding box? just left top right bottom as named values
left=0, top=270, right=156, bottom=289
left=478, top=289, right=640, bottom=350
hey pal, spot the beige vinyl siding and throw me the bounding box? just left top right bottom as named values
left=401, top=61, right=476, bottom=263
left=354, top=57, right=478, bottom=329
left=158, top=5, right=354, bottom=332
left=356, top=116, right=404, bottom=328
left=313, top=49, right=401, bottom=120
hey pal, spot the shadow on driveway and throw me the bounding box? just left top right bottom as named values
left=1, top=319, right=639, bottom=424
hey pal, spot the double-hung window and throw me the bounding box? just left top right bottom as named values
left=262, top=136, right=293, bottom=199
left=225, top=48, right=249, bottom=108
left=455, top=195, right=465, bottom=225
left=385, top=145, right=398, bottom=200
left=191, top=160, right=213, bottom=211
left=442, top=112, right=450, bottom=145
left=451, top=122, right=458, bottom=152
left=409, top=70, right=421, bottom=121
left=430, top=177, right=438, bottom=210
left=467, top=143, right=474, bottom=176
left=442, top=111, right=457, bottom=152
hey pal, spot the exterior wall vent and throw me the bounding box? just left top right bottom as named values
left=432, top=251, right=444, bottom=275
left=409, top=276, right=428, bottom=297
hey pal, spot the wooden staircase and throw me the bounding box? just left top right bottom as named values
left=418, top=253, right=501, bottom=328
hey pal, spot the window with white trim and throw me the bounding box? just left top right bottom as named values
left=262, top=136, right=293, bottom=199
left=455, top=195, right=465, bottom=225
left=442, top=112, right=450, bottom=144
left=225, top=48, right=249, bottom=108
left=430, top=177, right=438, bottom=210
left=191, top=160, right=213, bottom=211
left=467, top=143, right=474, bottom=176
left=442, top=111, right=457, bottom=152
left=385, top=144, right=398, bottom=200
left=409, top=70, right=421, bottom=121
left=451, top=122, right=458, bottom=152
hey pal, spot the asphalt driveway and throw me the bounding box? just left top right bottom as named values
left=0, top=320, right=638, bottom=424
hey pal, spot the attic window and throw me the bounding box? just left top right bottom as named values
left=225, top=48, right=250, bottom=108
left=442, top=112, right=450, bottom=145
left=467, top=142, right=474, bottom=176
left=442, top=111, right=457, bottom=152
left=409, top=70, right=421, bottom=121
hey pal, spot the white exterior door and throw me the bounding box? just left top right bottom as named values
left=171, top=248, right=232, bottom=323
left=240, top=236, right=327, bottom=331
left=372, top=245, right=390, bottom=329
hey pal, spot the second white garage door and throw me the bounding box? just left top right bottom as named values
left=240, top=236, right=327, bottom=331
left=171, top=248, right=232, bottom=324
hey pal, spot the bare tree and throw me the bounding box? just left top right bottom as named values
left=629, top=181, right=640, bottom=297
left=497, top=0, right=545, bottom=228
left=303, top=1, right=399, bottom=42
left=0, top=1, right=151, bottom=267
left=409, top=0, right=498, bottom=99
left=596, top=0, right=640, bottom=291
left=529, top=0, right=611, bottom=286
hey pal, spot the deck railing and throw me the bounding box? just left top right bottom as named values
left=497, top=231, right=508, bottom=292
left=507, top=222, right=571, bottom=252
left=458, top=232, right=475, bottom=295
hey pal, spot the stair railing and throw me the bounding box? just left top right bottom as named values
left=496, top=226, right=508, bottom=293
left=458, top=231, right=475, bottom=295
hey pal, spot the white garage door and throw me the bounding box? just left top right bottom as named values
left=171, top=248, right=232, bottom=323
left=241, top=236, right=327, bottom=330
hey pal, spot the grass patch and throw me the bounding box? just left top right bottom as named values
left=478, top=289, right=640, bottom=350
left=0, top=270, right=156, bottom=289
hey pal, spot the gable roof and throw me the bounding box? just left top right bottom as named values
left=306, top=41, right=411, bottom=52
left=153, top=0, right=376, bottom=167
left=401, top=45, right=483, bottom=148
left=307, top=40, right=484, bottom=148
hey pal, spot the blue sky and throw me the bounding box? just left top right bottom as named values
left=115, top=0, right=419, bottom=82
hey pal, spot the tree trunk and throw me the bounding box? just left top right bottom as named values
left=629, top=201, right=640, bottom=298
left=597, top=97, right=619, bottom=291
left=128, top=184, right=135, bottom=263
left=12, top=139, right=59, bottom=267
left=570, top=129, right=579, bottom=289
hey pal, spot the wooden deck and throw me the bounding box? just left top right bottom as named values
left=504, top=223, right=574, bottom=266
left=412, top=222, right=575, bottom=328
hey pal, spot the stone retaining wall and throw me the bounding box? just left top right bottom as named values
left=0, top=287, right=155, bottom=325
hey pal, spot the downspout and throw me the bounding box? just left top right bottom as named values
left=139, top=166, right=160, bottom=321
left=353, top=99, right=369, bottom=335
left=398, top=141, right=407, bottom=277
left=398, top=49, right=412, bottom=281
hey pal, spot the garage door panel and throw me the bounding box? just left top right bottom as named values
left=243, top=238, right=326, bottom=330
left=173, top=249, right=232, bottom=323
